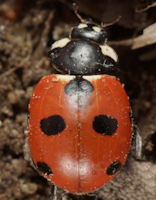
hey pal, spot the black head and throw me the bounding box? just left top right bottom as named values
left=70, top=3, right=120, bottom=44
left=70, top=22, right=108, bottom=44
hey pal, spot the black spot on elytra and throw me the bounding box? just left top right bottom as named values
left=93, top=115, right=118, bottom=136
left=37, top=162, right=53, bottom=175
left=64, top=76, right=94, bottom=95
left=106, top=161, right=122, bottom=175
left=40, top=115, right=65, bottom=136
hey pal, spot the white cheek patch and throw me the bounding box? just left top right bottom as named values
left=51, top=38, right=70, bottom=50
left=78, top=23, right=88, bottom=29
left=92, top=26, right=101, bottom=33
left=100, top=44, right=118, bottom=62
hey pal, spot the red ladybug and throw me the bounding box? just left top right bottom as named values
left=27, top=14, right=132, bottom=194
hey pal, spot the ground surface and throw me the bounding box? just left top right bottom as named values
left=0, top=0, right=156, bottom=199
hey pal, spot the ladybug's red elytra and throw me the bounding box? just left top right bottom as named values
left=27, top=12, right=132, bottom=194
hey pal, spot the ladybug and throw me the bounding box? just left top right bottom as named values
left=27, top=8, right=132, bottom=195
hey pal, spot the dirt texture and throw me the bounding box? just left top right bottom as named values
left=0, top=0, right=156, bottom=200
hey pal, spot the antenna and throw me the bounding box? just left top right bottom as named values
left=72, top=3, right=84, bottom=23
left=102, top=16, right=121, bottom=28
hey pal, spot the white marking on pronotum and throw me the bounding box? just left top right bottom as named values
left=100, top=44, right=118, bottom=62
left=92, top=26, right=101, bottom=33
left=51, top=38, right=70, bottom=50
left=78, top=23, right=88, bottom=29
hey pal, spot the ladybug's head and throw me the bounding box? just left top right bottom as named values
left=70, top=3, right=120, bottom=44
left=70, top=4, right=108, bottom=44
left=70, top=22, right=108, bottom=44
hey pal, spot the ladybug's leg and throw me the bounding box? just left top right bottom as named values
left=50, top=185, right=57, bottom=200
left=50, top=185, right=69, bottom=200
left=133, top=125, right=143, bottom=160
left=132, top=125, right=156, bottom=162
